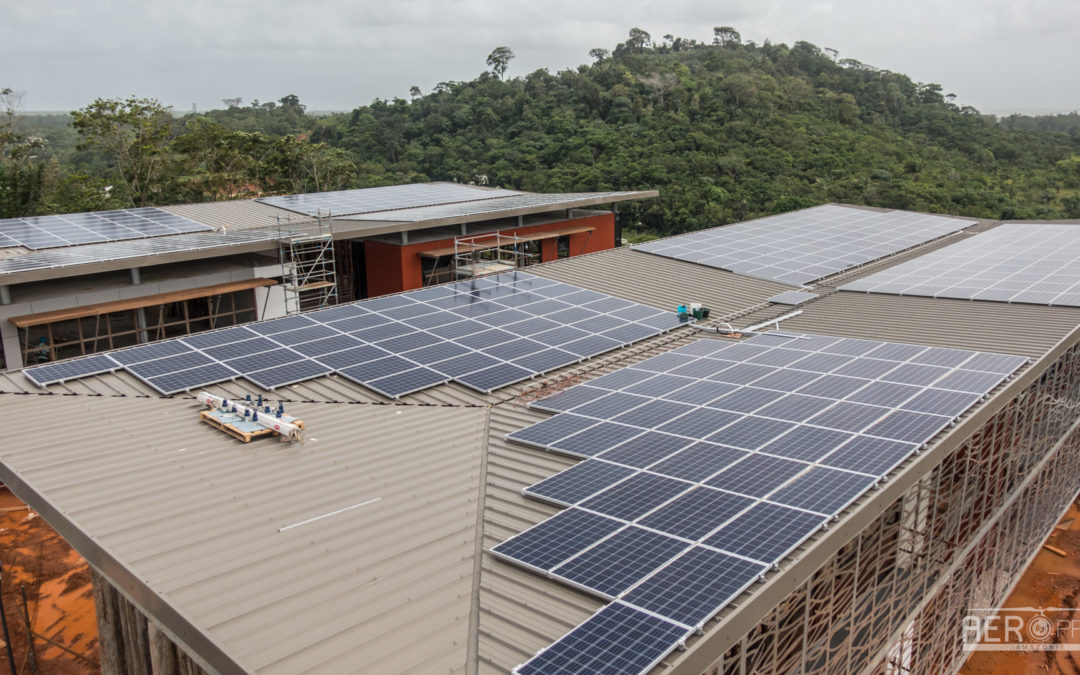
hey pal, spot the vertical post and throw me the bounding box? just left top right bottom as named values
left=130, top=267, right=141, bottom=285
left=0, top=286, right=10, bottom=305
left=135, top=308, right=149, bottom=344
left=400, top=231, right=409, bottom=245
left=460, top=223, right=467, bottom=235
left=0, top=562, right=18, bottom=675
left=16, top=586, right=38, bottom=675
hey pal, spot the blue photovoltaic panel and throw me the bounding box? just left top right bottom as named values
left=363, top=367, right=450, bottom=398
left=524, top=460, right=637, bottom=506
left=16, top=270, right=666, bottom=405
left=108, top=341, right=193, bottom=365
left=22, top=354, right=120, bottom=387
left=622, top=547, right=767, bottom=628
left=144, top=363, right=239, bottom=394
left=703, top=502, right=827, bottom=563
left=839, top=223, right=1080, bottom=308
left=513, top=603, right=689, bottom=675
left=551, top=527, right=691, bottom=598
left=579, top=473, right=690, bottom=521
left=496, top=330, right=1029, bottom=673
left=490, top=508, right=623, bottom=572
left=638, top=487, right=755, bottom=540
left=635, top=205, right=972, bottom=285
left=243, top=359, right=331, bottom=390
left=0, top=207, right=212, bottom=250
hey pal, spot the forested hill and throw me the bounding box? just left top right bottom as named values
left=3, top=28, right=1080, bottom=233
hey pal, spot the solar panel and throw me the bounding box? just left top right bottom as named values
left=144, top=363, right=239, bottom=394
left=22, top=354, right=120, bottom=387
left=257, top=183, right=522, bottom=216
left=635, top=205, right=971, bottom=285
left=551, top=527, right=691, bottom=598
left=495, top=330, right=1028, bottom=671
left=579, top=473, right=690, bottom=521
left=703, top=502, right=826, bottom=563
left=0, top=228, right=280, bottom=278
left=0, top=207, right=212, bottom=250
left=524, top=459, right=637, bottom=506
left=766, top=290, right=819, bottom=306
left=621, top=546, right=767, bottom=628
left=840, top=223, right=1080, bottom=307
left=490, top=508, right=623, bottom=572
left=23, top=271, right=691, bottom=400
left=637, top=487, right=755, bottom=540
left=513, top=603, right=689, bottom=675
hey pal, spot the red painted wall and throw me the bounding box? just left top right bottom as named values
left=363, top=213, right=615, bottom=297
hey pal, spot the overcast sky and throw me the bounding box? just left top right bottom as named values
left=2, top=0, right=1078, bottom=115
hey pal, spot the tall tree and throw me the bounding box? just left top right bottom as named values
left=72, top=97, right=175, bottom=206
left=486, top=46, right=516, bottom=80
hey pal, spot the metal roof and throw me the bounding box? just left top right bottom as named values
left=0, top=185, right=656, bottom=285
left=0, top=395, right=488, bottom=675
left=339, top=192, right=653, bottom=224
left=162, top=201, right=313, bottom=231
left=7, top=210, right=1080, bottom=675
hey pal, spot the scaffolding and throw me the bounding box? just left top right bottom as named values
left=278, top=212, right=338, bottom=314
left=451, top=232, right=535, bottom=281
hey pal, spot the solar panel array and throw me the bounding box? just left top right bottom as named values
left=840, top=223, right=1080, bottom=307
left=257, top=183, right=521, bottom=217
left=23, top=271, right=687, bottom=396
left=0, top=229, right=280, bottom=277
left=633, top=205, right=972, bottom=286
left=0, top=208, right=212, bottom=250
left=766, top=290, right=819, bottom=306
left=340, top=192, right=637, bottom=222
left=496, top=331, right=1027, bottom=675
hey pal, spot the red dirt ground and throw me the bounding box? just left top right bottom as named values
left=0, top=486, right=99, bottom=675
left=961, top=497, right=1080, bottom=675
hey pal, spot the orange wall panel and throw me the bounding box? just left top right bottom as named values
left=363, top=213, right=616, bottom=297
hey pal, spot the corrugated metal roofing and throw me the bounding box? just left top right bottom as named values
left=0, top=395, right=487, bottom=675
left=532, top=246, right=795, bottom=322
left=8, top=209, right=1080, bottom=675
left=162, top=201, right=314, bottom=231
left=738, top=291, right=1080, bottom=359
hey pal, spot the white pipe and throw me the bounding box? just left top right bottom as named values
left=197, top=392, right=302, bottom=439
left=742, top=309, right=804, bottom=333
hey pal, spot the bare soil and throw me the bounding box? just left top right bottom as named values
left=961, top=498, right=1080, bottom=675
left=0, top=486, right=99, bottom=675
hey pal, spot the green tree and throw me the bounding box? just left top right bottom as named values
left=71, top=97, right=175, bottom=206
left=713, top=26, right=741, bottom=47
left=486, top=46, right=515, bottom=80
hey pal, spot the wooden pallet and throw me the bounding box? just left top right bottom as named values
left=200, top=410, right=276, bottom=443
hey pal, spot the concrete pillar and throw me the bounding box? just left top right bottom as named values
left=0, top=285, right=10, bottom=305
left=400, top=231, right=409, bottom=245
left=460, top=223, right=468, bottom=235
left=130, top=267, right=142, bottom=285
left=136, top=307, right=149, bottom=344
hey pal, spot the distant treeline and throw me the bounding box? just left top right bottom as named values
left=3, top=27, right=1080, bottom=233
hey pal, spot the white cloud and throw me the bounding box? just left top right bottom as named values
left=0, top=0, right=1077, bottom=113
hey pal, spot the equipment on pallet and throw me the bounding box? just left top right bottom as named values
left=196, top=392, right=305, bottom=443
left=677, top=302, right=710, bottom=321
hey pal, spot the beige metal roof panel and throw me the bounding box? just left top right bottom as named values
left=162, top=201, right=314, bottom=231
left=531, top=246, right=795, bottom=321
left=740, top=292, right=1080, bottom=359
left=0, top=395, right=487, bottom=675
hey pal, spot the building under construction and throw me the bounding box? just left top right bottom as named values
left=0, top=182, right=650, bottom=371
left=1, top=203, right=1080, bottom=675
